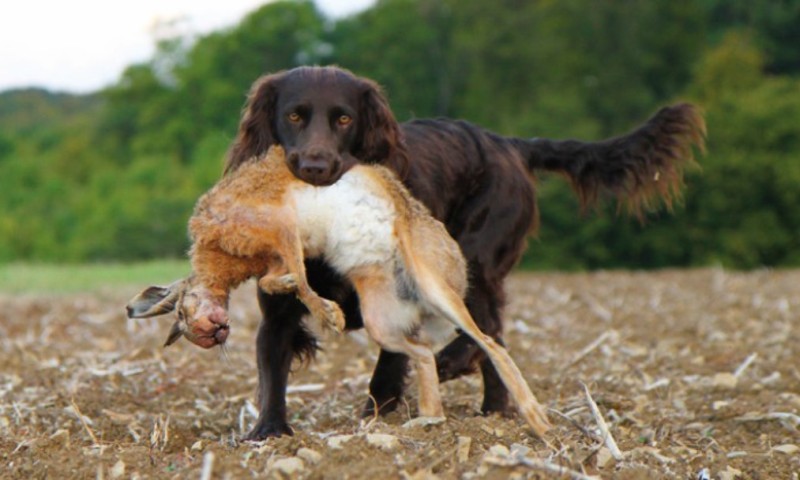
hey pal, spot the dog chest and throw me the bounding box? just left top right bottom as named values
left=291, top=170, right=397, bottom=273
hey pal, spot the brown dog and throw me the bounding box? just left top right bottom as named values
left=127, top=145, right=551, bottom=435
left=221, top=66, right=705, bottom=440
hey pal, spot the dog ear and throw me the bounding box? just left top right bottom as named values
left=355, top=79, right=405, bottom=167
left=126, top=279, right=186, bottom=318
left=224, top=73, right=282, bottom=175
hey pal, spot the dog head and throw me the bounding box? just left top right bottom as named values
left=225, top=66, right=407, bottom=185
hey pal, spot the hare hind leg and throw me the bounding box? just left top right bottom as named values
left=402, top=338, right=444, bottom=418
left=352, top=270, right=444, bottom=418
left=429, top=283, right=551, bottom=435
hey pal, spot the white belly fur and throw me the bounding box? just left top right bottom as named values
left=291, top=168, right=397, bottom=273
left=290, top=167, right=458, bottom=350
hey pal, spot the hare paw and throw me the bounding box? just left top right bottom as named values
left=258, top=273, right=298, bottom=295
left=320, top=300, right=345, bottom=333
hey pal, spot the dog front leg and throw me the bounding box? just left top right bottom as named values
left=244, top=290, right=315, bottom=440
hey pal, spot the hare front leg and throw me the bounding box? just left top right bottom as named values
left=257, top=273, right=344, bottom=334
left=257, top=256, right=299, bottom=295
left=257, top=229, right=345, bottom=333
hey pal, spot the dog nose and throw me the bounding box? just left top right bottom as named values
left=299, top=160, right=330, bottom=184
left=289, top=152, right=335, bottom=185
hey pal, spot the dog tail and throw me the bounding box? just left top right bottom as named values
left=400, top=231, right=551, bottom=437
left=517, top=103, right=706, bottom=218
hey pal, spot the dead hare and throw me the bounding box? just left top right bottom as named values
left=127, top=145, right=551, bottom=436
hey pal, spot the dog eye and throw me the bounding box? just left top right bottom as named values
left=288, top=112, right=302, bottom=123
left=337, top=114, right=352, bottom=126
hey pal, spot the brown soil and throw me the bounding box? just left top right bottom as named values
left=1, top=269, right=798, bottom=479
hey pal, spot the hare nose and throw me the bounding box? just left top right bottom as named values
left=214, top=324, right=230, bottom=344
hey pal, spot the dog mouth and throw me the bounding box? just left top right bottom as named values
left=307, top=175, right=341, bottom=187
left=286, top=150, right=346, bottom=186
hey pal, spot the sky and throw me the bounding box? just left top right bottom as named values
left=0, top=0, right=374, bottom=93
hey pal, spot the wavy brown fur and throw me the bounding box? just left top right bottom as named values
left=522, top=103, right=706, bottom=218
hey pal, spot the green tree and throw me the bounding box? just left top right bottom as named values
left=2, top=0, right=799, bottom=267
left=331, top=0, right=455, bottom=119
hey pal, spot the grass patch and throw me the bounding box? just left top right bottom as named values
left=0, top=260, right=191, bottom=294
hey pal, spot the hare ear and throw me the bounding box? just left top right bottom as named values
left=126, top=279, right=186, bottom=318
left=163, top=320, right=186, bottom=347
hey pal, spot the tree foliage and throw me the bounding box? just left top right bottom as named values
left=1, top=0, right=798, bottom=269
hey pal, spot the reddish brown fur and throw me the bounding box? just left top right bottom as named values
left=126, top=146, right=346, bottom=351
left=129, top=144, right=551, bottom=436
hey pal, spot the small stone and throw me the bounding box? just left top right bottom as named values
left=110, top=460, right=125, bottom=479
left=402, top=416, right=445, bottom=429
left=772, top=444, right=799, bottom=455
left=781, top=392, right=800, bottom=409
left=690, top=355, right=705, bottom=365
left=711, top=373, right=738, bottom=389
left=297, top=447, right=322, bottom=465
left=488, top=444, right=509, bottom=457
left=271, top=457, right=305, bottom=475
left=191, top=440, right=204, bottom=451
left=712, top=400, right=730, bottom=410
left=509, top=444, right=530, bottom=458
left=456, top=436, right=472, bottom=463
left=327, top=434, right=354, bottom=449
left=366, top=433, right=399, bottom=451
left=481, top=444, right=516, bottom=468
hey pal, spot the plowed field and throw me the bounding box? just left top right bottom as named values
left=1, top=270, right=798, bottom=479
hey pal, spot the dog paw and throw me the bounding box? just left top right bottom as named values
left=243, top=420, right=294, bottom=441
left=361, top=395, right=400, bottom=418
left=480, top=392, right=512, bottom=416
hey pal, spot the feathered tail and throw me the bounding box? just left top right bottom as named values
left=517, top=103, right=706, bottom=217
